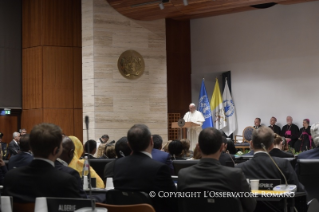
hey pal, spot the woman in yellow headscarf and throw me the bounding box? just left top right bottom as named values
left=68, top=136, right=105, bottom=188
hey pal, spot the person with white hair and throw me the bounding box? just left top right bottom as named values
left=183, top=103, right=205, bottom=150
left=297, top=123, right=319, bottom=159
left=8, top=132, right=20, bottom=157
left=281, top=116, right=299, bottom=150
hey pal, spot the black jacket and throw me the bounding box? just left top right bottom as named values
left=3, top=159, right=81, bottom=202
left=8, top=152, right=33, bottom=170
left=8, top=140, right=20, bottom=156
left=269, top=148, right=294, bottom=158
left=269, top=125, right=281, bottom=135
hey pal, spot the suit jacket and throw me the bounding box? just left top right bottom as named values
left=236, top=153, right=304, bottom=192
left=3, top=159, right=81, bottom=202
left=54, top=160, right=87, bottom=199
left=297, top=146, right=319, bottom=159
left=219, top=152, right=235, bottom=166
left=103, top=160, right=115, bottom=179
left=269, top=125, right=281, bottom=135
left=8, top=140, right=20, bottom=156
left=178, top=158, right=256, bottom=212
left=151, top=148, right=174, bottom=174
left=113, top=152, right=177, bottom=212
left=8, top=152, right=33, bottom=170
left=269, top=148, right=294, bottom=158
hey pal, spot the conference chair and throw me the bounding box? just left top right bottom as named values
left=296, top=159, right=319, bottom=201
left=105, top=189, right=152, bottom=206
left=178, top=188, right=243, bottom=212
left=234, top=126, right=254, bottom=151
left=89, top=159, right=115, bottom=180
left=307, top=199, right=319, bottom=212
left=282, top=157, right=296, bottom=169
left=172, top=160, right=199, bottom=175
left=96, top=203, right=155, bottom=212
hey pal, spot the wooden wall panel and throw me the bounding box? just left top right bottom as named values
left=73, top=109, right=83, bottom=142
left=22, top=0, right=41, bottom=48
left=21, top=109, right=43, bottom=133
left=166, top=19, right=191, bottom=115
left=22, top=47, right=43, bottom=109
left=41, top=0, right=81, bottom=47
left=43, top=47, right=74, bottom=108
left=0, top=116, right=18, bottom=143
left=73, top=48, right=82, bottom=109
left=43, top=109, right=74, bottom=136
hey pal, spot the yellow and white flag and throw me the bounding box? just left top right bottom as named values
left=210, top=79, right=227, bottom=130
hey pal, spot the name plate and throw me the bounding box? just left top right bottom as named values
left=258, top=179, right=281, bottom=190
left=46, top=198, right=93, bottom=212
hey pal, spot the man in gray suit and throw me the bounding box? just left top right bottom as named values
left=178, top=128, right=256, bottom=212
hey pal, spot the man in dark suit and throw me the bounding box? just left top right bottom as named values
left=103, top=137, right=131, bottom=179
left=151, top=134, right=173, bottom=174
left=237, top=127, right=305, bottom=211
left=3, top=123, right=82, bottom=203
left=269, top=117, right=281, bottom=135
left=83, top=139, right=97, bottom=159
left=55, top=136, right=87, bottom=199
left=7, top=132, right=20, bottom=157
left=8, top=134, right=33, bottom=170
left=113, top=124, right=177, bottom=212
left=178, top=128, right=256, bottom=212
left=253, top=118, right=262, bottom=129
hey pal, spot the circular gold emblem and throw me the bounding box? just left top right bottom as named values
left=117, top=50, right=145, bottom=80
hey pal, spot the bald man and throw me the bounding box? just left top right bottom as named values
left=55, top=136, right=87, bottom=198
left=183, top=103, right=205, bottom=150
left=281, top=116, right=299, bottom=149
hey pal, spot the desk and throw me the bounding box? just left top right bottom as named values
left=252, top=190, right=306, bottom=212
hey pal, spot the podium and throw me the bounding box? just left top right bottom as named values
left=171, top=122, right=200, bottom=140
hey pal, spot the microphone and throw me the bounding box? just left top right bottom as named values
left=85, top=116, right=89, bottom=130
left=260, top=143, right=288, bottom=189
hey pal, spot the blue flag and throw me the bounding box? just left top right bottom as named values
left=198, top=79, right=213, bottom=129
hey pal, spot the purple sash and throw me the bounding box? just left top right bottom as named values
left=302, top=131, right=313, bottom=149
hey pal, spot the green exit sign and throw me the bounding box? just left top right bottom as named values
left=5, top=111, right=10, bottom=115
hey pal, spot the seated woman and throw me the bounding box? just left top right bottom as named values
left=168, top=140, right=185, bottom=160
left=269, top=134, right=294, bottom=158
left=295, top=119, right=312, bottom=152
left=187, top=145, right=202, bottom=160
left=180, top=139, right=193, bottom=159
left=99, top=145, right=116, bottom=159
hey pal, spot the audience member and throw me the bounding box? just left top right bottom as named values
left=68, top=136, right=105, bottom=188
left=8, top=132, right=20, bottom=157
left=297, top=123, right=319, bottom=159
left=269, top=117, right=281, bottom=135
left=96, top=134, right=109, bottom=158
left=55, top=136, right=87, bottom=198
left=180, top=139, right=193, bottom=159
left=3, top=123, right=81, bottom=202
left=188, top=145, right=202, bottom=159
left=168, top=140, right=184, bottom=160
left=219, top=136, right=235, bottom=166
left=151, top=134, right=173, bottom=174
left=8, top=134, right=33, bottom=170
left=100, top=145, right=116, bottom=159
left=178, top=128, right=256, bottom=212
left=83, top=139, right=97, bottom=159
left=243, top=141, right=254, bottom=156
left=104, top=137, right=131, bottom=179
left=20, top=129, right=27, bottom=136
left=113, top=124, right=177, bottom=212
left=269, top=134, right=294, bottom=158
left=253, top=118, right=261, bottom=129
left=162, top=140, right=171, bottom=152
left=237, top=127, right=304, bottom=191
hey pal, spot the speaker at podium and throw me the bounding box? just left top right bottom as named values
left=171, top=119, right=201, bottom=150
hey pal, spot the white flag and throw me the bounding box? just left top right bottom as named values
left=222, top=80, right=237, bottom=136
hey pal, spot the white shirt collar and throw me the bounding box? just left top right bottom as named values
left=56, top=158, right=68, bottom=167
left=254, top=151, right=268, bottom=155
left=34, top=158, right=55, bottom=167
left=140, top=151, right=152, bottom=158
left=13, top=139, right=18, bottom=145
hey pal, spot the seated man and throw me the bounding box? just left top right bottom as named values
left=253, top=118, right=262, bottom=129
left=297, top=123, right=319, bottom=159
left=83, top=139, right=97, bottom=159
left=219, top=136, right=235, bottom=166
left=103, top=137, right=131, bottom=179
left=3, top=123, right=81, bottom=202
left=8, top=132, right=20, bottom=157
left=269, top=135, right=294, bottom=158
left=178, top=128, right=256, bottom=212
left=8, top=134, right=34, bottom=170
left=151, top=134, right=173, bottom=174
left=55, top=136, right=87, bottom=198
left=113, top=124, right=177, bottom=212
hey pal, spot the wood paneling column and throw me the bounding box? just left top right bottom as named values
left=21, top=0, right=83, bottom=141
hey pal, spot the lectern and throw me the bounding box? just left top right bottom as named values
left=171, top=121, right=200, bottom=140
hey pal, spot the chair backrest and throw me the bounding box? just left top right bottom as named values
left=297, top=159, right=319, bottom=201
left=105, top=189, right=152, bottom=206
left=242, top=127, right=254, bottom=143
left=88, top=159, right=115, bottom=180
left=172, top=160, right=199, bottom=175
left=13, top=202, right=34, bottom=212
left=307, top=198, right=319, bottom=212
left=282, top=157, right=296, bottom=169
left=178, top=188, right=243, bottom=212
left=96, top=203, right=155, bottom=212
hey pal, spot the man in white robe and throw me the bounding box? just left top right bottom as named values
left=183, top=103, right=205, bottom=150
